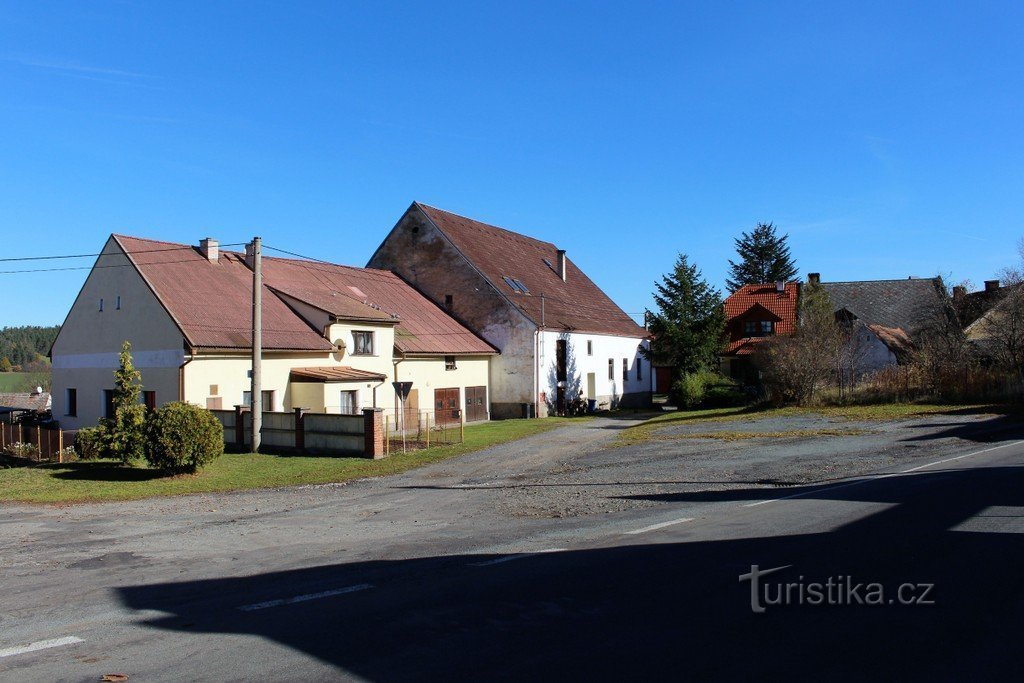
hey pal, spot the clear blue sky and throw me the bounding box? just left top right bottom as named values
left=2, top=1, right=1022, bottom=327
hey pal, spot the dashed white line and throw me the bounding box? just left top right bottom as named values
left=0, top=636, right=84, bottom=659
left=469, top=549, right=567, bottom=567
left=743, top=440, right=1024, bottom=508
left=624, top=517, right=694, bottom=535
left=238, top=583, right=373, bottom=611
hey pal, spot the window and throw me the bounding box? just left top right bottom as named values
left=444, top=294, right=453, bottom=310
left=209, top=384, right=219, bottom=396
left=353, top=331, right=374, bottom=355
left=103, top=390, right=114, bottom=420
left=623, top=358, right=628, bottom=382
left=142, top=390, right=156, bottom=412
left=445, top=355, right=457, bottom=371
left=587, top=340, right=593, bottom=356
left=116, top=295, right=121, bottom=310
left=743, top=320, right=774, bottom=337
left=513, top=278, right=529, bottom=293
left=608, top=358, right=614, bottom=380
left=65, top=388, right=77, bottom=417
left=502, top=276, right=530, bottom=293
left=99, top=298, right=104, bottom=312
left=242, top=390, right=275, bottom=410
left=637, top=359, right=643, bottom=381
left=339, top=390, right=358, bottom=415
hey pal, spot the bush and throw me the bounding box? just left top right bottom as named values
left=144, top=402, right=224, bottom=473
left=671, top=372, right=708, bottom=409
left=703, top=376, right=750, bottom=408
left=3, top=441, right=39, bottom=459
left=74, top=426, right=106, bottom=460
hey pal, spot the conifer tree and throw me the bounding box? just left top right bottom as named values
left=726, top=222, right=798, bottom=292
left=103, top=341, right=147, bottom=464
left=645, top=254, right=726, bottom=378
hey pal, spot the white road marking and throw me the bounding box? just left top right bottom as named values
left=625, top=517, right=694, bottom=535
left=0, top=636, right=84, bottom=659
left=238, top=583, right=373, bottom=611
left=469, top=549, right=567, bottom=567
left=743, top=440, right=1024, bottom=508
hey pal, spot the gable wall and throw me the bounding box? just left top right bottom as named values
left=51, top=237, right=186, bottom=429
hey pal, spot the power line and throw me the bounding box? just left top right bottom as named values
left=0, top=242, right=247, bottom=264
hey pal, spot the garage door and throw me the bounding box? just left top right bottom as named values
left=465, top=386, right=487, bottom=422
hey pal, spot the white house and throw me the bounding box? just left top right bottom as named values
left=368, top=202, right=651, bottom=417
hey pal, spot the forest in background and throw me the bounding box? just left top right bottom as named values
left=0, top=325, right=60, bottom=373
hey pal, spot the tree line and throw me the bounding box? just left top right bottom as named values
left=0, top=325, right=60, bottom=372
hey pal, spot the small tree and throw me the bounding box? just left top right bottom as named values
left=726, top=222, right=798, bottom=293
left=644, top=254, right=726, bottom=384
left=103, top=341, right=147, bottom=464
left=0, top=357, right=11, bottom=373
left=754, top=279, right=839, bottom=405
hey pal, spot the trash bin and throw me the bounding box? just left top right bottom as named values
left=587, top=399, right=597, bottom=413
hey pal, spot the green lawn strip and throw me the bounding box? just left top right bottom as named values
left=0, top=417, right=575, bottom=504
left=613, top=403, right=1015, bottom=448
left=0, top=372, right=50, bottom=392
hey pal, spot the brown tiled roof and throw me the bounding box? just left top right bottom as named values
left=260, top=258, right=497, bottom=355
left=268, top=283, right=398, bottom=323
left=290, top=367, right=387, bottom=382
left=115, top=235, right=332, bottom=351
left=722, top=282, right=799, bottom=356
left=417, top=203, right=648, bottom=338
left=0, top=392, right=51, bottom=412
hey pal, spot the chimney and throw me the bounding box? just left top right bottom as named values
left=775, top=280, right=785, bottom=293
left=985, top=279, right=1000, bottom=292
left=557, top=249, right=566, bottom=282
left=200, top=237, right=219, bottom=263
left=808, top=273, right=820, bottom=285
left=952, top=285, right=967, bottom=301
left=245, top=242, right=255, bottom=269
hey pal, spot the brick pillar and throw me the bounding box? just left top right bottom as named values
left=294, top=408, right=306, bottom=455
left=363, top=408, right=384, bottom=459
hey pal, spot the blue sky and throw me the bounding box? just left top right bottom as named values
left=2, top=1, right=1023, bottom=327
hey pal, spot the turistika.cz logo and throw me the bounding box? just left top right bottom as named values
left=738, top=565, right=936, bottom=613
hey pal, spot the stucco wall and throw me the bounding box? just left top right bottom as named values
left=391, top=355, right=491, bottom=422
left=51, top=236, right=186, bottom=429
left=538, top=330, right=652, bottom=411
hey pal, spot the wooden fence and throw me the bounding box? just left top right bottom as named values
left=210, top=407, right=381, bottom=458
left=0, top=423, right=75, bottom=462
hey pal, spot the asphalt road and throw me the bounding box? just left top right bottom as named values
left=2, top=413, right=1024, bottom=681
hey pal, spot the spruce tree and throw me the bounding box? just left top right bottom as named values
left=103, top=341, right=147, bottom=464
left=645, top=254, right=726, bottom=378
left=726, top=222, right=798, bottom=292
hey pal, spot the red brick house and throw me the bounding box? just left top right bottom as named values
left=721, top=281, right=799, bottom=383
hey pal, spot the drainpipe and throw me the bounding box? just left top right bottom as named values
left=178, top=345, right=195, bottom=402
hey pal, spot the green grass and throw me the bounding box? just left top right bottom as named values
left=0, top=372, right=50, bottom=392
left=612, top=402, right=1017, bottom=448
left=0, top=417, right=576, bottom=504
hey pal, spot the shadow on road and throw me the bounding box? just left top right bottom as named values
left=117, top=463, right=1024, bottom=680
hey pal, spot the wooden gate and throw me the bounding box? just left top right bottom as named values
left=434, top=387, right=460, bottom=425
left=464, top=386, right=487, bottom=422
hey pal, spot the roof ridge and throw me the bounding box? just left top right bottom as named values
left=416, top=202, right=558, bottom=250
left=112, top=233, right=193, bottom=248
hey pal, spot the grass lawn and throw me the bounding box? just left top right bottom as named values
left=613, top=402, right=1020, bottom=448
left=0, top=372, right=50, bottom=392
left=0, top=417, right=577, bottom=504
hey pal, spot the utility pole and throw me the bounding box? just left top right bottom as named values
left=251, top=236, right=262, bottom=453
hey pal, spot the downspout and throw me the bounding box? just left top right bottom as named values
left=179, top=344, right=195, bottom=402
left=392, top=347, right=406, bottom=424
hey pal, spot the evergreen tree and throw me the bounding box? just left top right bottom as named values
left=102, top=341, right=147, bottom=464
left=644, top=254, right=726, bottom=378
left=726, top=222, right=798, bottom=292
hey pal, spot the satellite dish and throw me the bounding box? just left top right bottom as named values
left=332, top=339, right=346, bottom=359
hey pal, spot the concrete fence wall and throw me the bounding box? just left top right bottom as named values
left=211, top=406, right=384, bottom=458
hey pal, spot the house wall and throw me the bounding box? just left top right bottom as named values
left=392, top=355, right=491, bottom=420
left=51, top=237, right=186, bottom=429
left=368, top=205, right=537, bottom=418
left=850, top=326, right=898, bottom=373
left=538, top=330, right=651, bottom=411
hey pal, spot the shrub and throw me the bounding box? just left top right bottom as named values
left=57, top=446, right=78, bottom=462
left=3, top=441, right=39, bottom=459
left=144, top=402, right=224, bottom=473
left=74, top=426, right=106, bottom=460
left=703, top=375, right=749, bottom=408
left=672, top=372, right=708, bottom=409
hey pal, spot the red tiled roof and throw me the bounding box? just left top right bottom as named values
left=722, top=282, right=799, bottom=357
left=115, top=235, right=332, bottom=351
left=417, top=203, right=648, bottom=339
left=290, top=367, right=387, bottom=382
left=260, top=258, right=497, bottom=355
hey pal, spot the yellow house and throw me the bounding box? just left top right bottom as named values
left=51, top=235, right=497, bottom=430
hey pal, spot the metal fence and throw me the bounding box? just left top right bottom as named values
left=382, top=408, right=464, bottom=454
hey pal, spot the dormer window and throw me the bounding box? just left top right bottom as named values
left=744, top=320, right=774, bottom=336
